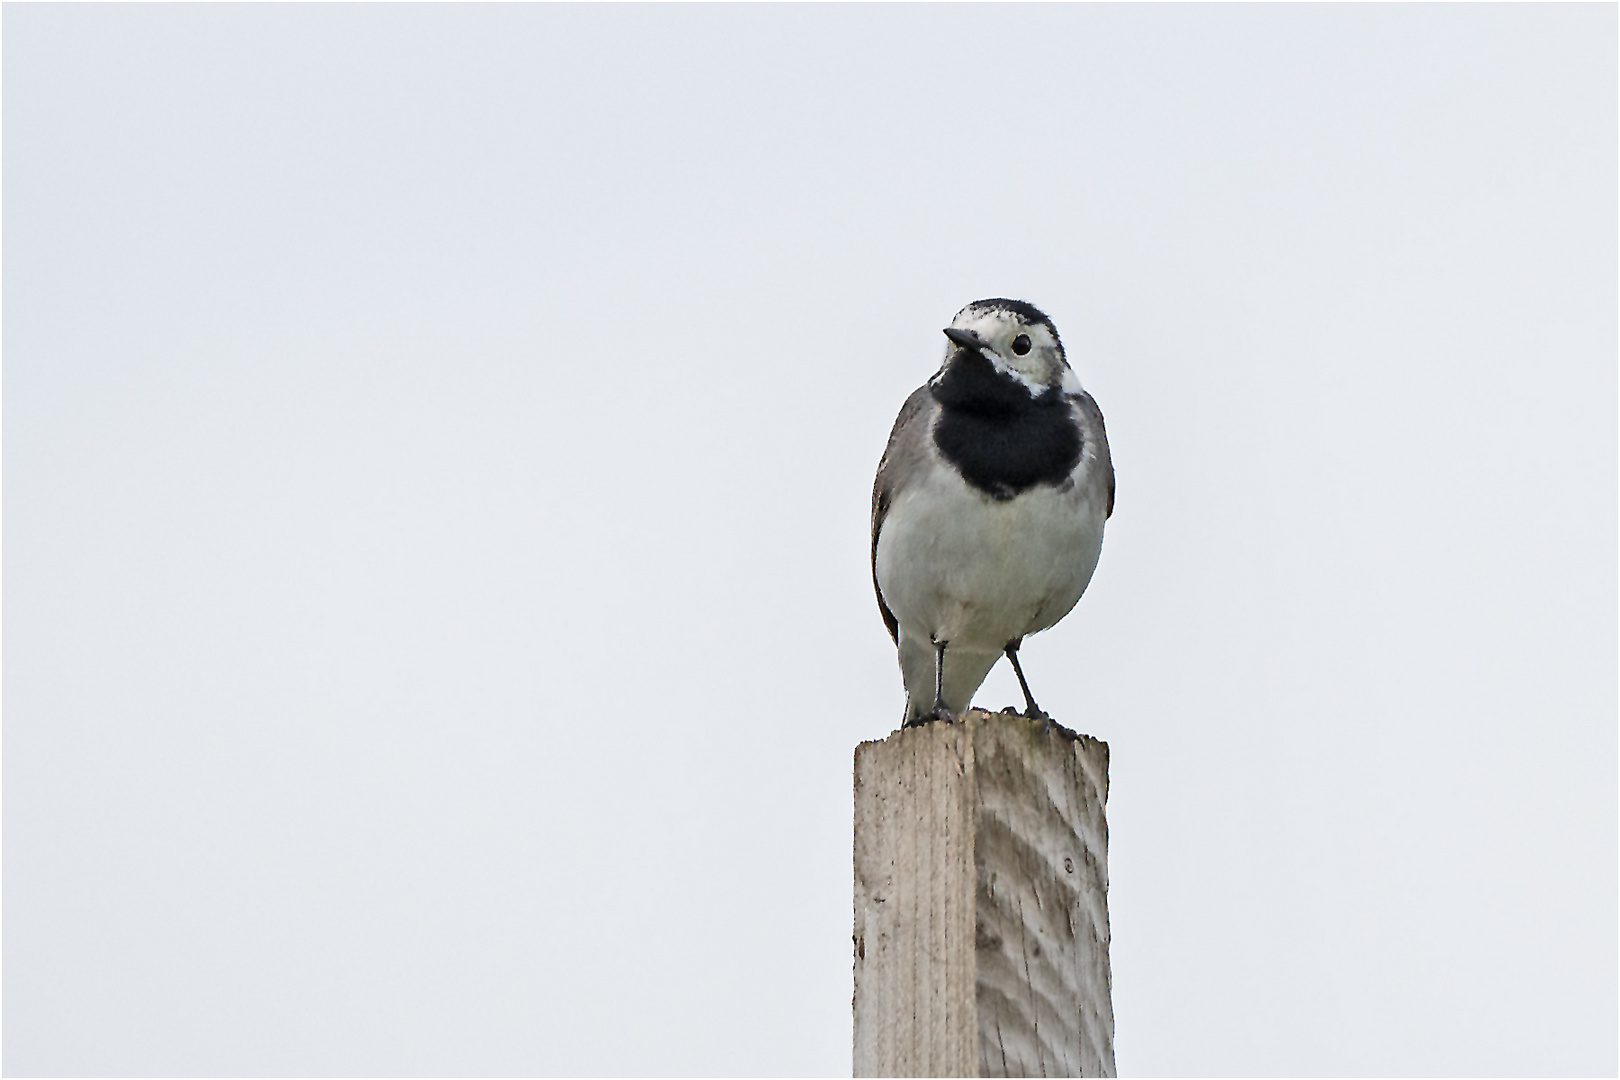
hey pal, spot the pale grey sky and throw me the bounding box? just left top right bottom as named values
left=4, top=4, right=1615, bottom=1076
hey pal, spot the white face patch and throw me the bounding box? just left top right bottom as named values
left=983, top=346, right=1046, bottom=396
left=946, top=305, right=1070, bottom=396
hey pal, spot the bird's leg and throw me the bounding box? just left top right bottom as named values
left=1004, top=639, right=1051, bottom=733
left=901, top=638, right=955, bottom=728
left=927, top=637, right=954, bottom=724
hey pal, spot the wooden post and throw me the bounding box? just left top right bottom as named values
left=853, top=709, right=1114, bottom=1078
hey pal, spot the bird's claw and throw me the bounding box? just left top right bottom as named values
left=1024, top=708, right=1053, bottom=735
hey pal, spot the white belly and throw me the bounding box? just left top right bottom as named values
left=875, top=462, right=1107, bottom=651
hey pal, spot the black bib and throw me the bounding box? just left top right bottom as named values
left=930, top=351, right=1082, bottom=502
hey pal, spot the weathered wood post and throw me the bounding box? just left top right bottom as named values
left=853, top=708, right=1114, bottom=1078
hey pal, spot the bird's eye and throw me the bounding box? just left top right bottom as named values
left=1011, top=334, right=1032, bottom=355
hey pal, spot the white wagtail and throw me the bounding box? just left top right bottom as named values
left=871, top=299, right=1114, bottom=727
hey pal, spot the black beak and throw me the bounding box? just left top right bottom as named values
left=943, top=327, right=983, bottom=350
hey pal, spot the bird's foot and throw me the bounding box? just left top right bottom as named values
left=904, top=707, right=956, bottom=728
left=1024, top=707, right=1053, bottom=735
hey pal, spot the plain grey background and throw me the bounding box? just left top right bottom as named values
left=4, top=4, right=1615, bottom=1076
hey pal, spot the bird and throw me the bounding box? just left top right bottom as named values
left=870, top=298, right=1114, bottom=727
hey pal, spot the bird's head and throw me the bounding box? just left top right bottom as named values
left=934, top=299, right=1080, bottom=402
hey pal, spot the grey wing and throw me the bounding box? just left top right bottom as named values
left=871, top=386, right=936, bottom=642
left=1074, top=391, right=1115, bottom=519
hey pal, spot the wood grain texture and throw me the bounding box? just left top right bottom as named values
left=853, top=710, right=1113, bottom=1078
